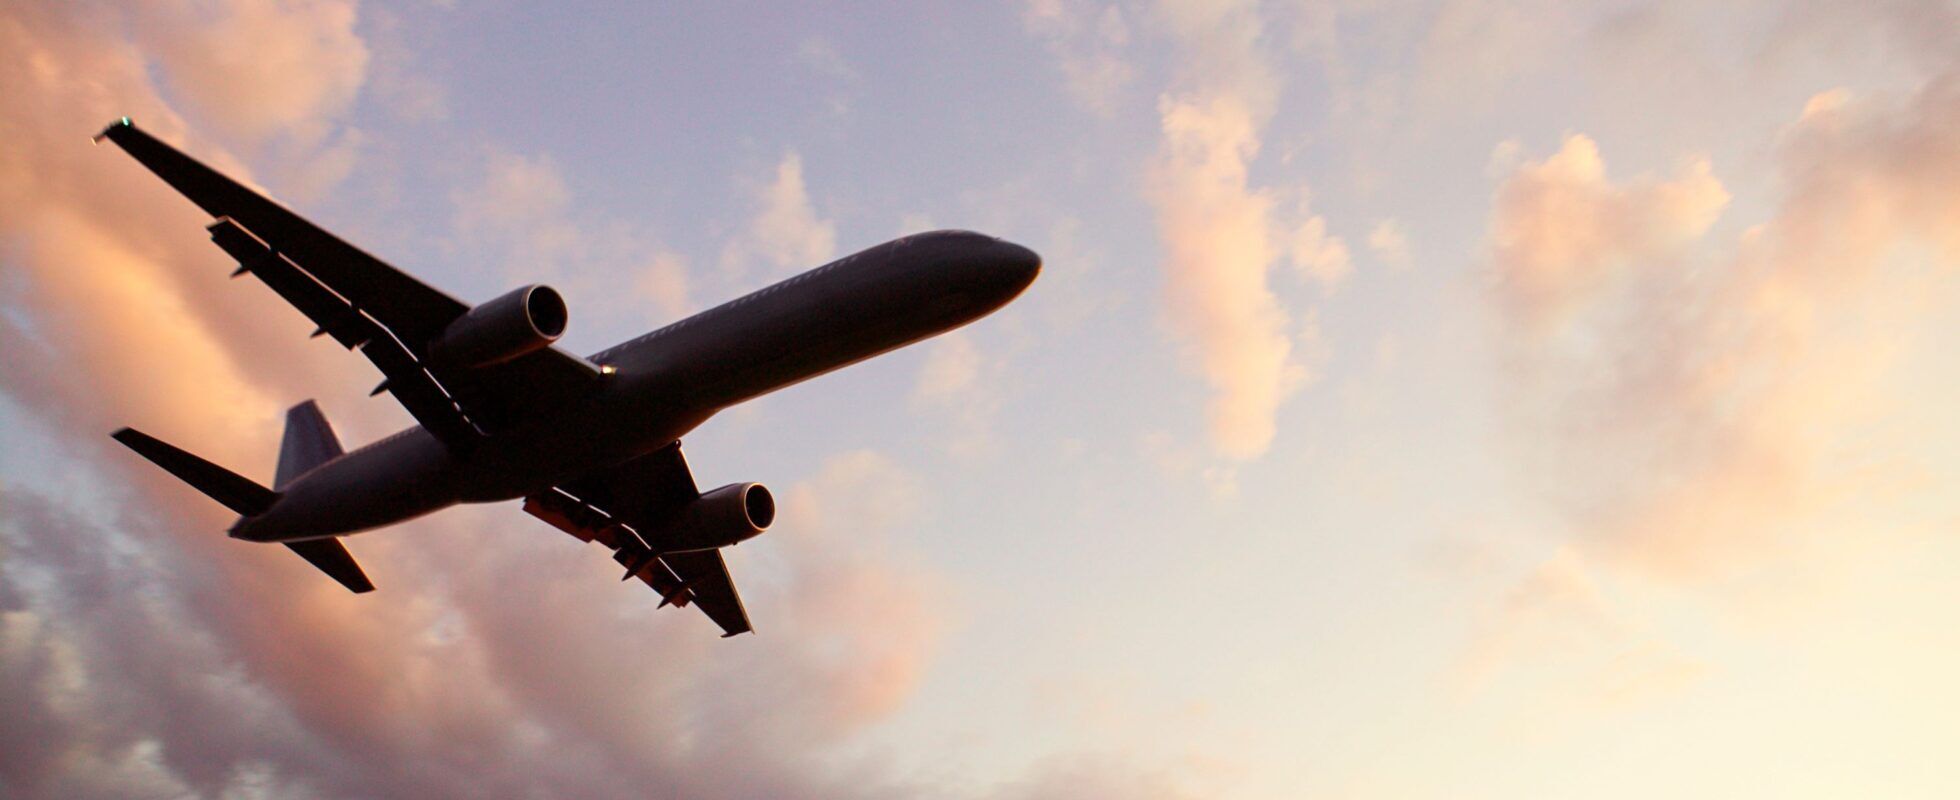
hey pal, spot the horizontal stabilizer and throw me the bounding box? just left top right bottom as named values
left=111, top=428, right=278, bottom=516
left=283, top=538, right=375, bottom=593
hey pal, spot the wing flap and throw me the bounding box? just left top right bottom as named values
left=100, top=121, right=467, bottom=343
left=207, top=218, right=481, bottom=448
left=523, top=444, right=754, bottom=637
left=101, top=119, right=602, bottom=444
left=559, top=442, right=699, bottom=525
left=209, top=219, right=369, bottom=349
left=658, top=549, right=751, bottom=636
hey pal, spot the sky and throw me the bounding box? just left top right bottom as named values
left=1, top=1, right=1957, bottom=797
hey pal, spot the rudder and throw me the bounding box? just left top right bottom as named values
left=276, top=400, right=343, bottom=488
left=272, top=401, right=373, bottom=593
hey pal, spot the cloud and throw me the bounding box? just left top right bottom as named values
left=913, top=332, right=984, bottom=403
left=449, top=147, right=693, bottom=325
left=449, top=148, right=581, bottom=280
left=1149, top=94, right=1299, bottom=460
left=991, top=753, right=1197, bottom=800
left=1023, top=0, right=1135, bottom=115
left=721, top=152, right=837, bottom=277
left=1144, top=0, right=1348, bottom=461
left=135, top=0, right=371, bottom=141
left=1485, top=69, right=1960, bottom=578
left=1451, top=546, right=1705, bottom=707
left=1287, top=211, right=1352, bottom=288
left=910, top=333, right=1003, bottom=457
left=1367, top=218, right=1411, bottom=269
left=794, top=36, right=857, bottom=82
left=1488, top=133, right=1730, bottom=333
left=636, top=250, right=692, bottom=318
left=452, top=149, right=574, bottom=233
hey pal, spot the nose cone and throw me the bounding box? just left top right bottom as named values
left=982, top=238, right=1042, bottom=299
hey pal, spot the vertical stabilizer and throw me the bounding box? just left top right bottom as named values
left=275, top=400, right=343, bottom=488
left=269, top=401, right=372, bottom=593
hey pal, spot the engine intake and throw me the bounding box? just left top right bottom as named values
left=649, top=483, right=775, bottom=553
left=427, top=284, right=567, bottom=368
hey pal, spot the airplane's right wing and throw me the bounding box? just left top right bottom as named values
left=522, top=443, right=754, bottom=637
left=97, top=119, right=603, bottom=446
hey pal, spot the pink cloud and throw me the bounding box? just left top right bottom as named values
left=1485, top=70, right=1960, bottom=579
left=134, top=0, right=370, bottom=141
left=1144, top=0, right=1349, bottom=462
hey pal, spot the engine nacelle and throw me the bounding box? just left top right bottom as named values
left=427, top=284, right=568, bottom=368
left=650, top=482, right=775, bottom=553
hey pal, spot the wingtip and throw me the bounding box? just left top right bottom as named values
left=92, top=116, right=133, bottom=144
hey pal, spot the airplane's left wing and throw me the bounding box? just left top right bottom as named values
left=97, top=119, right=602, bottom=445
left=522, top=443, right=754, bottom=637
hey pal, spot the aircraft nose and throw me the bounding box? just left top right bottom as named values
left=984, top=238, right=1041, bottom=294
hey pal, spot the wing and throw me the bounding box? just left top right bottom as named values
left=98, top=119, right=601, bottom=445
left=523, top=443, right=754, bottom=637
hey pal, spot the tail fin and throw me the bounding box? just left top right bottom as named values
left=273, top=401, right=372, bottom=593
left=112, top=407, right=375, bottom=594
left=111, top=427, right=278, bottom=516
left=276, top=400, right=343, bottom=488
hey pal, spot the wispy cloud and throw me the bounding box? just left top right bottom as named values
left=133, top=0, right=371, bottom=142
left=449, top=147, right=692, bottom=321
left=1486, top=70, right=1960, bottom=578
left=1367, top=218, right=1412, bottom=269
left=1489, top=133, right=1729, bottom=334
left=1144, top=0, right=1349, bottom=461
left=721, top=152, right=837, bottom=278
left=910, top=332, right=1004, bottom=457
left=1023, top=0, right=1136, bottom=116
left=1451, top=546, right=1705, bottom=707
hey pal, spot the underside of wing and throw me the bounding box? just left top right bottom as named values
left=98, top=119, right=601, bottom=445
left=654, top=549, right=750, bottom=636
left=209, top=219, right=479, bottom=446
left=522, top=444, right=755, bottom=637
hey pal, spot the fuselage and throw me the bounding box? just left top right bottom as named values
left=232, top=230, right=1039, bottom=542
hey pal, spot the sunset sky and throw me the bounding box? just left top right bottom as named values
left=3, top=1, right=1958, bottom=797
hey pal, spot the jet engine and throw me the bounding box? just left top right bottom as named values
left=650, top=482, right=775, bottom=553
left=427, top=284, right=568, bottom=368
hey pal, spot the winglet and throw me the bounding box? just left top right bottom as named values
left=92, top=116, right=133, bottom=144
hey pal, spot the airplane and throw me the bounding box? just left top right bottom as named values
left=95, top=118, right=1039, bottom=637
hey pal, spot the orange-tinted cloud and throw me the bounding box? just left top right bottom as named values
left=1489, top=133, right=1729, bottom=333
left=720, top=152, right=837, bottom=278
left=1145, top=0, right=1349, bottom=462
left=1486, top=70, right=1960, bottom=578
left=1149, top=93, right=1299, bottom=460
left=1451, top=546, right=1705, bottom=707
left=134, top=0, right=370, bottom=141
